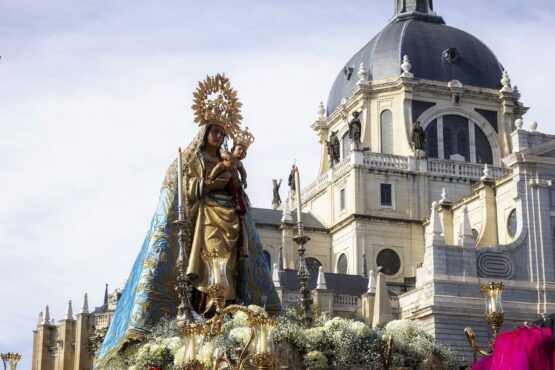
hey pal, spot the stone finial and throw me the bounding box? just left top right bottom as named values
left=367, top=270, right=376, bottom=294
left=65, top=300, right=74, bottom=320
left=459, top=205, right=474, bottom=247
left=481, top=164, right=493, bottom=181
left=104, top=284, right=109, bottom=305
left=272, top=263, right=282, bottom=288
left=318, top=101, right=326, bottom=121
left=401, top=55, right=413, bottom=78
left=372, top=270, right=393, bottom=326
left=530, top=121, right=538, bottom=132
left=281, top=194, right=293, bottom=223
left=500, top=70, right=513, bottom=93
left=42, top=305, right=50, bottom=325
left=80, top=293, right=89, bottom=314
left=426, top=201, right=444, bottom=246
left=38, top=311, right=43, bottom=325
left=357, top=62, right=368, bottom=84
left=316, top=266, right=328, bottom=290
left=515, top=118, right=524, bottom=129
left=51, top=318, right=55, bottom=325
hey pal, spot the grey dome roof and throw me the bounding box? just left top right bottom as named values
left=327, top=16, right=504, bottom=114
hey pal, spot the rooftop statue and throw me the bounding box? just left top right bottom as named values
left=411, top=120, right=427, bottom=157
left=272, top=178, right=282, bottom=210
left=327, top=131, right=340, bottom=166
left=95, top=74, right=281, bottom=367
left=348, top=110, right=362, bottom=149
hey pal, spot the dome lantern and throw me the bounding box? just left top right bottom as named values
left=393, top=0, right=444, bottom=24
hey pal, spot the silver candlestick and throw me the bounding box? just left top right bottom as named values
left=293, top=167, right=313, bottom=327
left=173, top=147, right=195, bottom=326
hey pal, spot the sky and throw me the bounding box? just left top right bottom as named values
left=0, top=1, right=554, bottom=368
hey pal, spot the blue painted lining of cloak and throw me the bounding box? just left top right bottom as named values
left=95, top=170, right=281, bottom=367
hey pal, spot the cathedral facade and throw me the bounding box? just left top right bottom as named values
left=256, top=0, right=555, bottom=359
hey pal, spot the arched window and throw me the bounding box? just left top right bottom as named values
left=337, top=254, right=348, bottom=274
left=380, top=110, right=393, bottom=154
left=443, top=115, right=469, bottom=161
left=475, top=126, right=493, bottom=164
left=425, top=115, right=493, bottom=164
left=342, top=132, right=351, bottom=159
left=425, top=119, right=438, bottom=159
left=305, top=257, right=322, bottom=273
left=507, top=209, right=517, bottom=238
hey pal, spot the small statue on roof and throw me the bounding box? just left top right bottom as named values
left=411, top=120, right=426, bottom=157
left=272, top=179, right=282, bottom=210
left=348, top=110, right=362, bottom=148
left=327, top=131, right=341, bottom=166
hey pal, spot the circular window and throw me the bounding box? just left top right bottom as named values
left=337, top=254, right=348, bottom=274
left=305, top=257, right=322, bottom=273
left=507, top=209, right=517, bottom=238
left=376, top=249, right=401, bottom=276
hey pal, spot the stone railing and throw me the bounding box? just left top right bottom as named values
left=334, top=155, right=353, bottom=178
left=301, top=151, right=510, bottom=202
left=364, top=152, right=409, bottom=170
left=301, top=172, right=330, bottom=202
left=427, top=159, right=509, bottom=180
left=94, top=314, right=111, bottom=328
left=333, top=294, right=360, bottom=312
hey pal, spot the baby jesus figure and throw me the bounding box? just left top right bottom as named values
left=208, top=143, right=248, bottom=214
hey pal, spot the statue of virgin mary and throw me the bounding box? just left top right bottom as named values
left=95, top=74, right=281, bottom=367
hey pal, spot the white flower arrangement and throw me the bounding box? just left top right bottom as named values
left=157, top=336, right=183, bottom=354
left=97, top=307, right=458, bottom=370
left=135, top=342, right=173, bottom=369
left=229, top=327, right=252, bottom=346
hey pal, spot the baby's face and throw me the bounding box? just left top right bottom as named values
left=233, top=145, right=247, bottom=159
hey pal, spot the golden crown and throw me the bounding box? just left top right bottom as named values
left=191, top=74, right=242, bottom=138
left=234, top=126, right=255, bottom=150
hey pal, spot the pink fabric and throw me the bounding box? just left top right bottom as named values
left=472, top=326, right=555, bottom=370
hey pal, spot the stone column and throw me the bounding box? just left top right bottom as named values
left=74, top=295, right=92, bottom=370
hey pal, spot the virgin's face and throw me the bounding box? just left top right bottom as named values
left=207, top=125, right=225, bottom=148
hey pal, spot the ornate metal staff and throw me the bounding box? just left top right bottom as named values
left=293, top=166, right=313, bottom=327
left=173, top=146, right=195, bottom=326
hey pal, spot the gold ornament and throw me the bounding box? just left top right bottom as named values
left=250, top=352, right=276, bottom=369
left=191, top=74, right=243, bottom=138
left=201, top=250, right=231, bottom=262
left=234, top=126, right=255, bottom=150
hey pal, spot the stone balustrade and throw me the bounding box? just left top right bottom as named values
left=94, top=314, right=110, bottom=329
left=427, top=158, right=509, bottom=180
left=301, top=152, right=510, bottom=202
left=364, top=152, right=409, bottom=170
left=333, top=294, right=361, bottom=312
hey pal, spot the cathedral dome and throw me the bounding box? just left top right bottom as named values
left=326, top=1, right=504, bottom=114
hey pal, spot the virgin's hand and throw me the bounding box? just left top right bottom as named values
left=205, top=178, right=228, bottom=191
